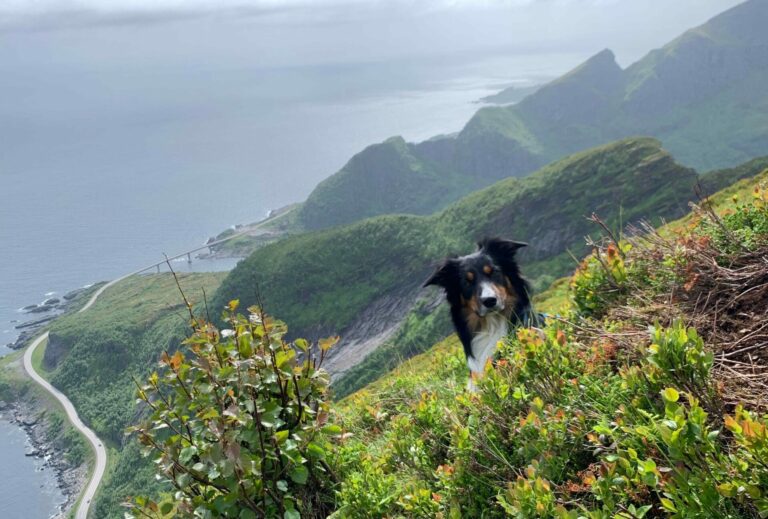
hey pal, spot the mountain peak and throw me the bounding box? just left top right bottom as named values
left=515, top=47, right=623, bottom=126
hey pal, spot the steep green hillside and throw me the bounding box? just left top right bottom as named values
left=123, top=171, right=768, bottom=518
left=297, top=0, right=768, bottom=231
left=213, top=138, right=704, bottom=394
left=331, top=171, right=768, bottom=518
left=300, top=137, right=472, bottom=231
left=42, top=272, right=226, bottom=518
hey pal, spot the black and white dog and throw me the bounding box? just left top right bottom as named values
left=424, top=238, right=538, bottom=387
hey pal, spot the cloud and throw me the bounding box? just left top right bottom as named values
left=0, top=1, right=313, bottom=32
left=0, top=0, right=610, bottom=32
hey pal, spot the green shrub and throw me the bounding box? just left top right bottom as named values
left=127, top=302, right=339, bottom=518
left=699, top=182, right=768, bottom=253
left=570, top=243, right=630, bottom=317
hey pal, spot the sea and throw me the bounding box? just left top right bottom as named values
left=0, top=50, right=583, bottom=517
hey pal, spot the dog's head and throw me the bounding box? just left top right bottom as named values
left=424, top=238, right=528, bottom=318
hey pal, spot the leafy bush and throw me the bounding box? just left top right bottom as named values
left=127, top=302, right=340, bottom=518
left=700, top=181, right=768, bottom=254
left=570, top=242, right=630, bottom=317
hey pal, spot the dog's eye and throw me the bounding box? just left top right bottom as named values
left=465, top=271, right=475, bottom=282
left=483, top=265, right=493, bottom=275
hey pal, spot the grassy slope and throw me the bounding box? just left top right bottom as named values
left=212, top=138, right=705, bottom=394
left=43, top=272, right=226, bottom=519
left=330, top=168, right=768, bottom=519
left=333, top=152, right=768, bottom=398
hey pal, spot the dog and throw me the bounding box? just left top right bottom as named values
left=424, top=237, right=538, bottom=388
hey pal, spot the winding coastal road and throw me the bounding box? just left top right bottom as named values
left=23, top=275, right=125, bottom=519
left=19, top=208, right=295, bottom=518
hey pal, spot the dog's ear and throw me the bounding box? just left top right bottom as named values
left=423, top=258, right=459, bottom=288
left=478, top=237, right=527, bottom=261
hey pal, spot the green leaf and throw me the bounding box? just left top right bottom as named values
left=290, top=465, right=309, bottom=485
left=284, top=510, right=301, bottom=519
left=306, top=442, right=325, bottom=459
left=294, top=338, right=308, bottom=352
left=662, top=387, right=680, bottom=402
left=660, top=498, right=677, bottom=512
left=321, top=424, right=342, bottom=435
left=275, top=430, right=290, bottom=444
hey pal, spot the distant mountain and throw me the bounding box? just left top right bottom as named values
left=298, top=0, right=768, bottom=231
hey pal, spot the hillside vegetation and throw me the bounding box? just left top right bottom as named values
left=125, top=170, right=768, bottom=518
left=328, top=170, right=768, bottom=518
left=38, top=160, right=768, bottom=518
left=297, top=0, right=768, bottom=231
left=212, top=138, right=768, bottom=398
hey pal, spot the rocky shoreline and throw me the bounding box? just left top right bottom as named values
left=0, top=399, right=86, bottom=519
left=5, top=286, right=93, bottom=352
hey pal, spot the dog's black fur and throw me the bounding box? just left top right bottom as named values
left=424, top=238, right=535, bottom=369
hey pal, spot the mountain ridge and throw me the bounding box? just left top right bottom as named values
left=297, top=0, right=768, bottom=231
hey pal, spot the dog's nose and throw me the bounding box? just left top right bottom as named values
left=481, top=296, right=497, bottom=309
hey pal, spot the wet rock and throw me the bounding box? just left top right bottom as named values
left=28, top=304, right=55, bottom=314
left=21, top=415, right=39, bottom=427
left=62, top=288, right=85, bottom=301
left=15, top=316, right=56, bottom=330
left=41, top=298, right=61, bottom=306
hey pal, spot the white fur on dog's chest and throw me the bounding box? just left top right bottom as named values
left=466, top=313, right=508, bottom=375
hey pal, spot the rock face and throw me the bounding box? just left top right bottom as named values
left=43, top=333, right=70, bottom=371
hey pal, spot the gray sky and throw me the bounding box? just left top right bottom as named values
left=0, top=1, right=746, bottom=67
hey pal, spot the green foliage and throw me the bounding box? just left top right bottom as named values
left=333, top=315, right=768, bottom=518
left=128, top=303, right=338, bottom=518
left=331, top=178, right=768, bottom=516
left=41, top=273, right=226, bottom=518
left=699, top=179, right=768, bottom=253
left=646, top=323, right=714, bottom=392
left=570, top=243, right=630, bottom=317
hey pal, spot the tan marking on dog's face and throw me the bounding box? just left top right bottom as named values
left=496, top=283, right=519, bottom=318
left=483, top=264, right=493, bottom=275
left=466, top=271, right=475, bottom=282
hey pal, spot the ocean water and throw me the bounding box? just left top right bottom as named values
left=0, top=45, right=584, bottom=517
left=0, top=416, right=66, bottom=518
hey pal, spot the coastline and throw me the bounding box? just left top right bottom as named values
left=0, top=399, right=86, bottom=519
left=0, top=243, right=254, bottom=518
